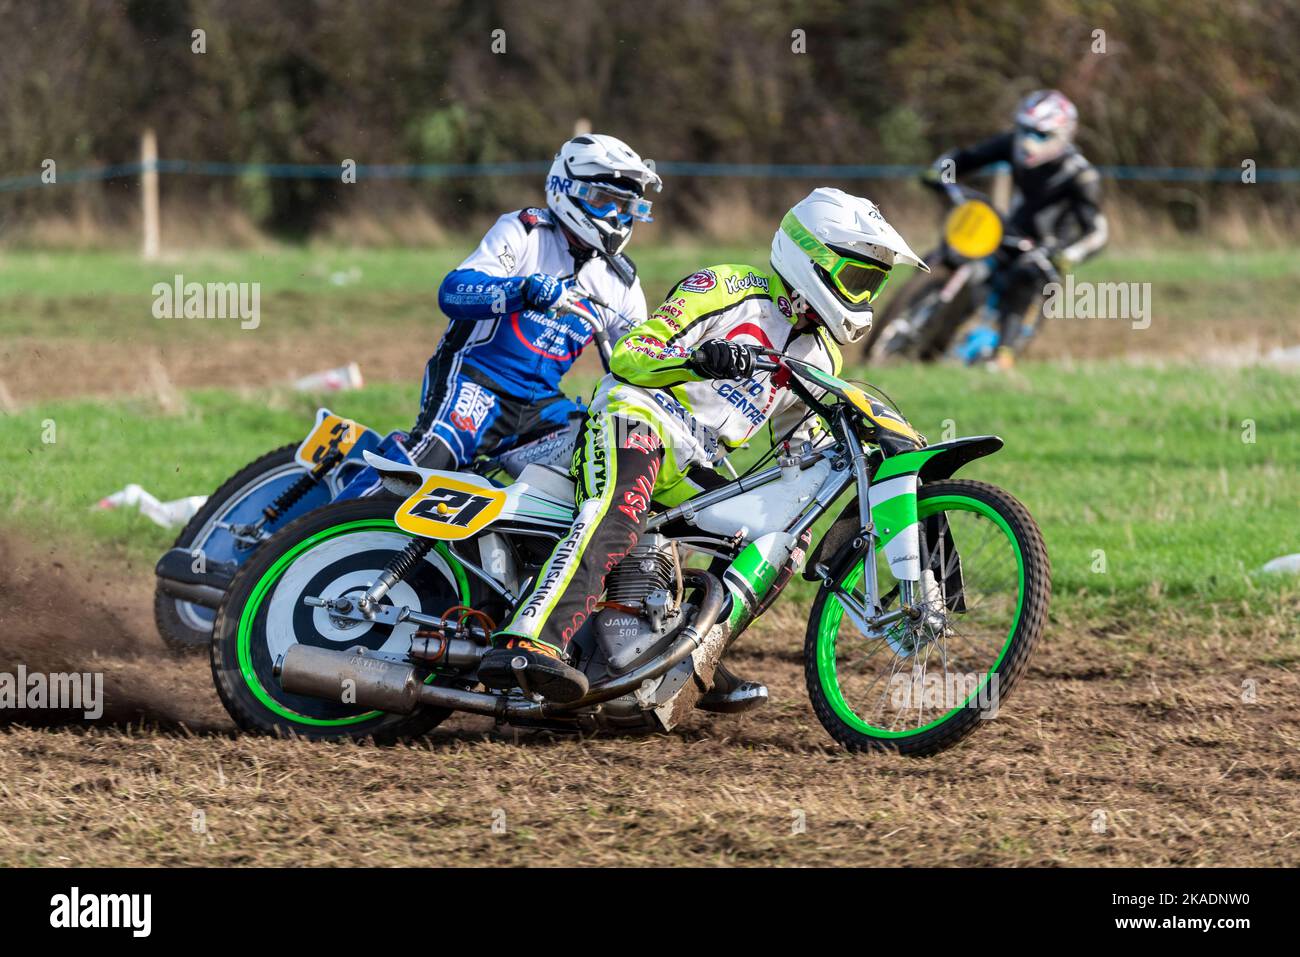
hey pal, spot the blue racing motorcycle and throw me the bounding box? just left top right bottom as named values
left=154, top=296, right=614, bottom=653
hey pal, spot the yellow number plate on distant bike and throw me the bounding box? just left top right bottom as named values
left=294, top=409, right=368, bottom=470
left=395, top=475, right=506, bottom=541
left=944, top=199, right=1003, bottom=259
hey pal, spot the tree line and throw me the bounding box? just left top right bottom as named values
left=2, top=0, right=1296, bottom=238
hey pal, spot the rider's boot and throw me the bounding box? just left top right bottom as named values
left=697, top=661, right=768, bottom=714
left=479, top=637, right=589, bottom=704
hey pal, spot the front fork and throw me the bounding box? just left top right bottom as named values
left=817, top=426, right=929, bottom=640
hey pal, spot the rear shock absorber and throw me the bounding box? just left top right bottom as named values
left=262, top=447, right=344, bottom=525
left=357, top=537, right=435, bottom=615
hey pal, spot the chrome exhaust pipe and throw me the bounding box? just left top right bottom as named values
left=276, top=644, right=518, bottom=719
left=276, top=568, right=728, bottom=722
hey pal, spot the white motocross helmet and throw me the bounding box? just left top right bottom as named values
left=545, top=134, right=663, bottom=256
left=770, top=187, right=928, bottom=345
left=1013, top=90, right=1078, bottom=168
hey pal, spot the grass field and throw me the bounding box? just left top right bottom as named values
left=2, top=242, right=1297, bottom=404
left=1, top=362, right=1295, bottom=614
left=0, top=243, right=1297, bottom=867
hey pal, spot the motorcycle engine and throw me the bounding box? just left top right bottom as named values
left=591, top=534, right=683, bottom=675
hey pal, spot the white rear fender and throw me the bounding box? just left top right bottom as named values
left=365, top=453, right=575, bottom=541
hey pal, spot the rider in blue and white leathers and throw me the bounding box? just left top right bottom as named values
left=405, top=134, right=662, bottom=471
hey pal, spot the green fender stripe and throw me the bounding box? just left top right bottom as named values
left=873, top=445, right=945, bottom=481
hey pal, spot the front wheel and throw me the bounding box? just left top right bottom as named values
left=211, top=497, right=474, bottom=741
left=804, top=479, right=1050, bottom=757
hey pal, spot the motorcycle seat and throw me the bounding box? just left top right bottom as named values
left=516, top=463, right=575, bottom=504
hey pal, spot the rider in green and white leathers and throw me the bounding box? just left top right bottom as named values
left=477, top=264, right=838, bottom=705
left=592, top=264, right=842, bottom=504
left=478, top=189, right=927, bottom=705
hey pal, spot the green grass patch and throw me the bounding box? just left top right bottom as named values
left=2, top=361, right=1295, bottom=618
left=0, top=244, right=763, bottom=339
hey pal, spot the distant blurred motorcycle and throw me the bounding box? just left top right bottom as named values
left=864, top=183, right=1060, bottom=363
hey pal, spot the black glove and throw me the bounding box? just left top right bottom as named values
left=689, top=339, right=754, bottom=380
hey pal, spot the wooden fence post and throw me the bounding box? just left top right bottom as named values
left=141, top=128, right=160, bottom=260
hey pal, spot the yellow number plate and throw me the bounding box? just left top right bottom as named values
left=395, top=475, right=506, bottom=541
left=295, top=410, right=367, bottom=470
left=944, top=199, right=1003, bottom=260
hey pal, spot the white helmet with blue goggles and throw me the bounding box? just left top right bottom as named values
left=1013, top=90, right=1078, bottom=168
left=546, top=133, right=662, bottom=256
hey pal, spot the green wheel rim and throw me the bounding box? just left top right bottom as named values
left=815, top=492, right=1025, bottom=738
left=236, top=519, right=470, bottom=727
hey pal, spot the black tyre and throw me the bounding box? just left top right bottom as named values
left=155, top=443, right=304, bottom=654
left=804, top=480, right=1049, bottom=757
left=211, top=497, right=474, bottom=742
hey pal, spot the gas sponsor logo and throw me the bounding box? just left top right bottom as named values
left=680, top=268, right=717, bottom=293
left=723, top=271, right=769, bottom=296
left=448, top=380, right=495, bottom=434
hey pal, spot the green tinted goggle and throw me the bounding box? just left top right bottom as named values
left=781, top=211, right=891, bottom=304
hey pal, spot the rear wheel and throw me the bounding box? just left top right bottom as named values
left=804, top=480, right=1049, bottom=757
left=211, top=497, right=474, bottom=741
left=155, top=443, right=315, bottom=654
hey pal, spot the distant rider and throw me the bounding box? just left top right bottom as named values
left=922, top=89, right=1108, bottom=367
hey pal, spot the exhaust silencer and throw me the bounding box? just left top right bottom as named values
left=278, top=644, right=424, bottom=714
left=276, top=643, right=520, bottom=719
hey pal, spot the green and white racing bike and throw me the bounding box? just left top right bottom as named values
left=210, top=350, right=1050, bottom=756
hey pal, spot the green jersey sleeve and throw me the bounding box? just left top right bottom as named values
left=608, top=265, right=770, bottom=389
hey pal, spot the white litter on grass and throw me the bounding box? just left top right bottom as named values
left=95, top=484, right=207, bottom=530
left=1262, top=345, right=1300, bottom=369
left=329, top=266, right=363, bottom=286
left=292, top=361, right=364, bottom=393
left=1260, top=553, right=1300, bottom=575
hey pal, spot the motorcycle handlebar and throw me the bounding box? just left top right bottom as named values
left=555, top=292, right=614, bottom=372
left=746, top=347, right=784, bottom=374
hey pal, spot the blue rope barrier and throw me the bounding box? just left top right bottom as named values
left=2, top=158, right=1294, bottom=192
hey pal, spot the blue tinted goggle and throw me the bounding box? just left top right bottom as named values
left=572, top=181, right=653, bottom=224
left=1017, top=125, right=1055, bottom=141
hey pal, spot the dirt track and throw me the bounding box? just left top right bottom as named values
left=1, top=532, right=1296, bottom=867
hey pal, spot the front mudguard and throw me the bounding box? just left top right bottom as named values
left=804, top=435, right=1002, bottom=583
